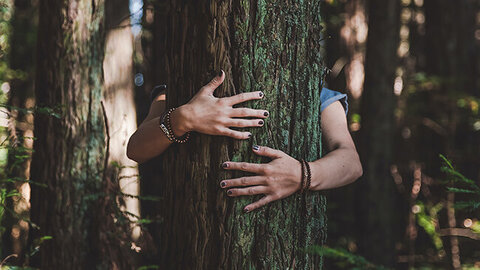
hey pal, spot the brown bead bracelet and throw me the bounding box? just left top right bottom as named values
left=303, top=159, right=312, bottom=192
left=159, top=107, right=191, bottom=144
left=299, top=159, right=306, bottom=193
left=300, top=159, right=312, bottom=193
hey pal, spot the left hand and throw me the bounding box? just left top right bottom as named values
left=221, top=145, right=303, bottom=212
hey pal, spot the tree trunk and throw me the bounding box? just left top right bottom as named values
left=1, top=0, right=38, bottom=263
left=358, top=0, right=400, bottom=267
left=103, top=0, right=141, bottom=242
left=141, top=1, right=327, bottom=269
left=29, top=0, right=134, bottom=268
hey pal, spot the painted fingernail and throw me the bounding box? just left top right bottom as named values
left=248, top=133, right=252, bottom=138
left=222, top=162, right=228, bottom=168
left=218, top=70, right=223, bottom=77
left=264, top=111, right=269, bottom=117
left=253, top=145, right=260, bottom=151
left=259, top=120, right=264, bottom=125
left=244, top=207, right=250, bottom=213
left=221, top=181, right=226, bottom=187
left=227, top=190, right=232, bottom=195
left=259, top=92, right=264, bottom=97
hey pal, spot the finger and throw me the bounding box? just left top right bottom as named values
left=226, top=185, right=269, bottom=197
left=220, top=176, right=267, bottom=188
left=222, top=91, right=264, bottom=105
left=222, top=161, right=264, bottom=174
left=200, top=70, right=225, bottom=95
left=227, top=119, right=265, bottom=128
left=244, top=196, right=274, bottom=212
left=252, top=145, right=285, bottom=159
left=218, top=128, right=252, bottom=140
left=230, top=108, right=269, bottom=118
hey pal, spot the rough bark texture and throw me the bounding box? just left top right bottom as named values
left=29, top=0, right=134, bottom=268
left=141, top=1, right=327, bottom=269
left=358, top=0, right=400, bottom=267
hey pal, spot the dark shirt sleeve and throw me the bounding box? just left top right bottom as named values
left=150, top=84, right=167, bottom=102
left=320, top=87, right=348, bottom=115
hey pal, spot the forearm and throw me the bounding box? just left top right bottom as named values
left=127, top=106, right=190, bottom=163
left=308, top=146, right=362, bottom=191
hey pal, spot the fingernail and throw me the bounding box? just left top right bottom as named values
left=227, top=190, right=232, bottom=195
left=248, top=133, right=252, bottom=138
left=259, top=120, right=264, bottom=125
left=222, top=162, right=228, bottom=168
left=218, top=70, right=223, bottom=77
left=221, top=181, right=226, bottom=187
left=259, top=92, right=264, bottom=97
left=264, top=111, right=269, bottom=117
left=244, top=207, right=250, bottom=213
left=253, top=145, right=260, bottom=151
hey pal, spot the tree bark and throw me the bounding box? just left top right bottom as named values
left=358, top=0, right=400, bottom=267
left=29, top=0, right=134, bottom=268
left=141, top=0, right=327, bottom=269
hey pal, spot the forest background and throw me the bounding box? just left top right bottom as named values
left=0, top=0, right=479, bottom=269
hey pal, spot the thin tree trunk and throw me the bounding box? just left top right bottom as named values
left=358, top=0, right=400, bottom=267
left=104, top=0, right=141, bottom=242
left=29, top=0, right=134, bottom=268
left=141, top=0, right=327, bottom=269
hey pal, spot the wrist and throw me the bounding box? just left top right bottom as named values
left=170, top=105, right=192, bottom=136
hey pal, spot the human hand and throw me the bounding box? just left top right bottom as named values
left=220, top=145, right=303, bottom=212
left=171, top=70, right=268, bottom=139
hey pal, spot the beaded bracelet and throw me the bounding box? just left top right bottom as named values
left=300, top=159, right=312, bottom=193
left=159, top=107, right=191, bottom=144
left=299, top=159, right=306, bottom=193
left=303, top=159, right=312, bottom=192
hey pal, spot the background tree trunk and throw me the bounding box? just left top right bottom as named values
left=358, top=0, right=400, bottom=267
left=1, top=0, right=38, bottom=263
left=140, top=0, right=327, bottom=269
left=103, top=0, right=141, bottom=243
left=29, top=0, right=134, bottom=268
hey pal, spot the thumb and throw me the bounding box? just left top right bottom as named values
left=200, top=70, right=224, bottom=95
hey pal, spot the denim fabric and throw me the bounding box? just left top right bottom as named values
left=320, top=87, right=348, bottom=115
left=150, top=84, right=167, bottom=102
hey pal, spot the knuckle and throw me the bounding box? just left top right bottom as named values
left=240, top=163, right=248, bottom=170
left=248, top=188, right=255, bottom=195
left=232, top=120, right=242, bottom=127
left=241, top=177, right=248, bottom=185
left=262, top=165, right=272, bottom=175
left=240, top=108, right=249, bottom=116
left=265, top=176, right=274, bottom=185
left=217, top=117, right=228, bottom=125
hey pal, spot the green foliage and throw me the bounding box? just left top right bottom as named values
left=414, top=202, right=444, bottom=251
left=440, top=154, right=480, bottom=211
left=137, top=266, right=160, bottom=270
left=306, top=246, right=390, bottom=270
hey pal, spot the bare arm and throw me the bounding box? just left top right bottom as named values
left=309, top=100, right=363, bottom=190
left=127, top=71, right=269, bottom=163
left=126, top=91, right=172, bottom=163
left=220, top=100, right=362, bottom=212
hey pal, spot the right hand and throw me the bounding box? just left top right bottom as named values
left=171, top=70, right=268, bottom=139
